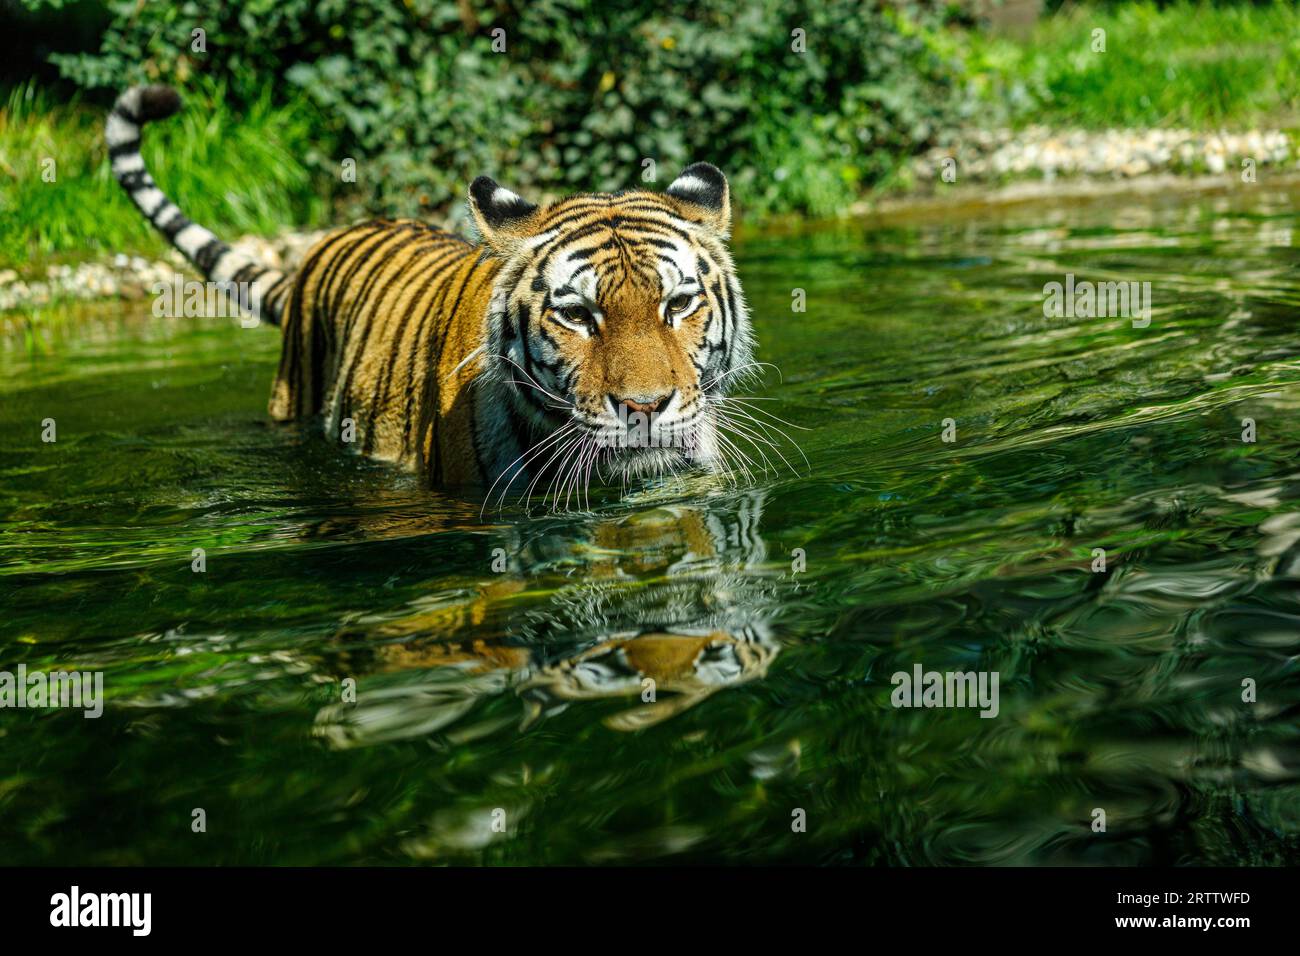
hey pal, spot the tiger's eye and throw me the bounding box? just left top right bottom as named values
left=559, top=305, right=593, bottom=326
left=667, top=294, right=693, bottom=314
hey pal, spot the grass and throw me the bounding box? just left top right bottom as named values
left=960, top=1, right=1300, bottom=130
left=0, top=81, right=329, bottom=271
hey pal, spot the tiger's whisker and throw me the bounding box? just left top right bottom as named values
left=713, top=395, right=810, bottom=430
left=709, top=398, right=810, bottom=473
left=701, top=360, right=783, bottom=392
left=483, top=421, right=578, bottom=515
left=713, top=406, right=805, bottom=476
left=526, top=430, right=585, bottom=513
left=488, top=352, right=574, bottom=408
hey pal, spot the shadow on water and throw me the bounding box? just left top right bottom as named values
left=2, top=178, right=1300, bottom=864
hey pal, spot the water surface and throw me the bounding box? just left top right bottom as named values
left=4, top=180, right=1300, bottom=864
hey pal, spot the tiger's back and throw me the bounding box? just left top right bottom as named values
left=268, top=219, right=500, bottom=484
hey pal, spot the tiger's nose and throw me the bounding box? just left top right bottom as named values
left=611, top=390, right=674, bottom=415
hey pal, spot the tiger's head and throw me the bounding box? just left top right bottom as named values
left=470, top=164, right=753, bottom=488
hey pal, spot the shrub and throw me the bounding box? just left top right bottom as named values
left=31, top=0, right=971, bottom=220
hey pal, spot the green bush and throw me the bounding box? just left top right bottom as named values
left=31, top=0, right=971, bottom=220
left=962, top=1, right=1300, bottom=130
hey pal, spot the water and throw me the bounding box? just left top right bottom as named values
left=4, top=180, right=1300, bottom=865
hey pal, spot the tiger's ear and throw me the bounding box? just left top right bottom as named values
left=468, top=176, right=540, bottom=255
left=665, top=162, right=731, bottom=238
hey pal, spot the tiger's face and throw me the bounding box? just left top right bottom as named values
left=471, top=164, right=753, bottom=484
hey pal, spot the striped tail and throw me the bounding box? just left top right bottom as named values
left=106, top=85, right=292, bottom=327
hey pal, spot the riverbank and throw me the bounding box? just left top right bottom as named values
left=906, top=126, right=1293, bottom=188
left=7, top=145, right=1298, bottom=318
left=0, top=230, right=329, bottom=314
left=4, top=1, right=1297, bottom=314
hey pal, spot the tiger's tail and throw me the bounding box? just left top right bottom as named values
left=106, top=85, right=292, bottom=327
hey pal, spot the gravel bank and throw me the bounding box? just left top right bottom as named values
left=0, top=229, right=330, bottom=315
left=910, top=126, right=1293, bottom=184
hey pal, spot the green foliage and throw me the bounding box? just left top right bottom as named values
left=32, top=0, right=969, bottom=220
left=963, top=1, right=1300, bottom=129
left=11, top=0, right=1298, bottom=271
left=0, top=79, right=327, bottom=267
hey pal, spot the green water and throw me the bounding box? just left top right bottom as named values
left=4, top=181, right=1300, bottom=865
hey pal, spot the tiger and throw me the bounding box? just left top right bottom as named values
left=107, top=84, right=758, bottom=502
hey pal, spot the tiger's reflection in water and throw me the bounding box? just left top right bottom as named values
left=314, top=491, right=780, bottom=746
